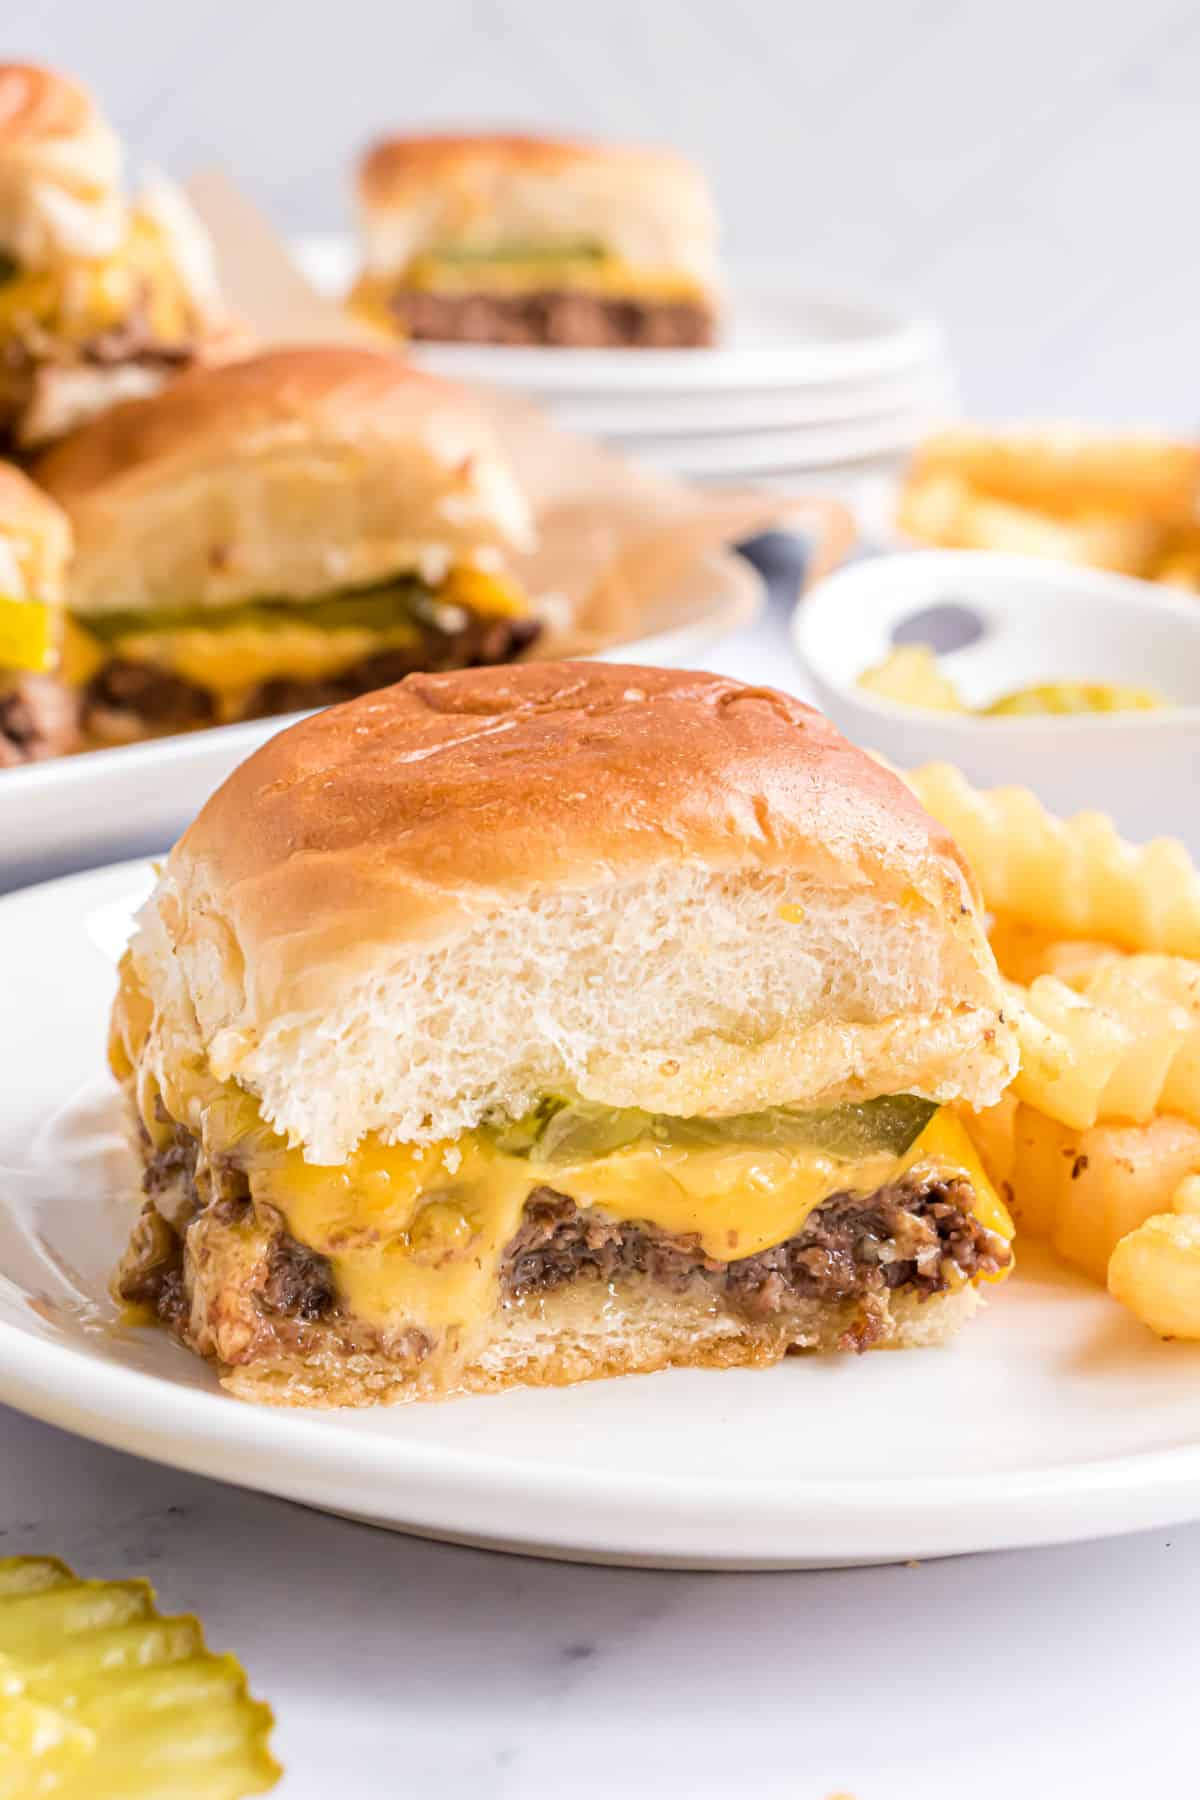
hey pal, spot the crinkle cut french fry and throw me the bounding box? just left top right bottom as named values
left=1005, top=955, right=1200, bottom=1129
left=987, top=916, right=1116, bottom=986
left=902, top=430, right=1200, bottom=528
left=1008, top=978, right=1131, bottom=1130
left=1109, top=1213, right=1200, bottom=1339
left=907, top=763, right=1200, bottom=958
left=959, top=1102, right=1200, bottom=1285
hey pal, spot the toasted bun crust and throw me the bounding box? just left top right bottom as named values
left=34, top=346, right=534, bottom=616
left=0, top=63, right=126, bottom=264
left=210, top=1268, right=985, bottom=1407
left=357, top=130, right=717, bottom=287
left=126, top=664, right=1017, bottom=1161
left=0, top=458, right=70, bottom=601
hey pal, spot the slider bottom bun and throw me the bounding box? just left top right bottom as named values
left=195, top=1272, right=981, bottom=1410
left=117, top=1107, right=1008, bottom=1408
left=375, top=285, right=716, bottom=349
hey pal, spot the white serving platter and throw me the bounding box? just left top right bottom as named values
left=5, top=859, right=1200, bottom=1571
left=0, top=548, right=761, bottom=895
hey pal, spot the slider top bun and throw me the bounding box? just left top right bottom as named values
left=0, top=62, right=127, bottom=265
left=35, top=345, right=535, bottom=617
left=0, top=459, right=70, bottom=602
left=357, top=131, right=718, bottom=286
left=131, top=663, right=1017, bottom=1163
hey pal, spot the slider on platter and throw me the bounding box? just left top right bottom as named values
left=0, top=61, right=236, bottom=449
left=351, top=132, right=719, bottom=348
left=34, top=345, right=540, bottom=743
left=111, top=662, right=1019, bottom=1406
left=0, top=459, right=77, bottom=763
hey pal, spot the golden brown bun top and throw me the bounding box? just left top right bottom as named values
left=180, top=661, right=980, bottom=941
left=34, top=346, right=534, bottom=615
left=361, top=130, right=701, bottom=201
left=0, top=458, right=71, bottom=601
left=357, top=130, right=718, bottom=285
left=36, top=345, right=446, bottom=502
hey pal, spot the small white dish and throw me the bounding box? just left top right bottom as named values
left=795, top=551, right=1200, bottom=849
left=7, top=859, right=1200, bottom=1569
left=293, top=236, right=942, bottom=397
left=0, top=548, right=761, bottom=895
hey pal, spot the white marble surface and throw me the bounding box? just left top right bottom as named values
left=3, top=567, right=1199, bottom=1797
left=5, top=1401, right=1199, bottom=1799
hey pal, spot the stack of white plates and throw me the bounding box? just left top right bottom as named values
left=294, top=239, right=951, bottom=486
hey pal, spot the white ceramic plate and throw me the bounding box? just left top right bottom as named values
left=294, top=236, right=942, bottom=397
left=7, top=858, right=1200, bottom=1570
left=0, top=548, right=761, bottom=895
left=543, top=366, right=953, bottom=438
left=794, top=550, right=1200, bottom=850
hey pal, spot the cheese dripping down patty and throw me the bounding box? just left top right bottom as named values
left=112, top=960, right=1012, bottom=1353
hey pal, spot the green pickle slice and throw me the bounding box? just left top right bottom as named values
left=425, top=238, right=609, bottom=266
left=504, top=1093, right=939, bottom=1165
left=0, top=1557, right=280, bottom=1799
left=82, top=575, right=434, bottom=645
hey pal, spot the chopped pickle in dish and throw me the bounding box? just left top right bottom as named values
left=857, top=644, right=1167, bottom=719
left=857, top=644, right=966, bottom=713
left=983, top=681, right=1164, bottom=716
left=0, top=1556, right=279, bottom=1798
left=0, top=596, right=54, bottom=674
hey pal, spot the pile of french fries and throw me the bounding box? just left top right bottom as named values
left=897, top=429, right=1200, bottom=591
left=907, top=762, right=1200, bottom=1336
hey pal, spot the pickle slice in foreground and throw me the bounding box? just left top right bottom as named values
left=0, top=1557, right=279, bottom=1799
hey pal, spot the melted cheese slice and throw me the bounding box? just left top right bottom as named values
left=109, top=617, right=421, bottom=714
left=253, top=1109, right=1008, bottom=1346
left=0, top=597, right=54, bottom=674
left=354, top=256, right=706, bottom=308
left=111, top=956, right=1010, bottom=1367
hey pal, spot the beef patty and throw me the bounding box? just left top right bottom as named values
left=121, top=1118, right=1008, bottom=1359
left=84, top=608, right=541, bottom=740
left=392, top=288, right=716, bottom=349
left=504, top=1182, right=1008, bottom=1315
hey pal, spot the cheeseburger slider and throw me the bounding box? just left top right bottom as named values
left=352, top=132, right=719, bottom=349
left=0, top=459, right=78, bottom=764
left=35, top=345, right=539, bottom=742
left=112, top=663, right=1018, bottom=1407
left=0, top=62, right=234, bottom=450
